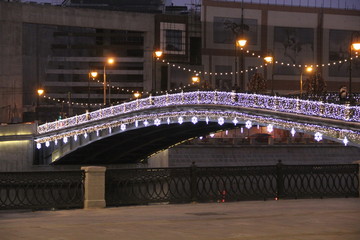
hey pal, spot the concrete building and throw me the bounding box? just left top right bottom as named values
left=0, top=1, right=200, bottom=123
left=201, top=0, right=360, bottom=94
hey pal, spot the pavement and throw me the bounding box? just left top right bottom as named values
left=0, top=198, right=360, bottom=240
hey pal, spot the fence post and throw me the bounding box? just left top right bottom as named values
left=276, top=160, right=284, bottom=199
left=190, top=162, right=197, bottom=202
left=81, top=166, right=106, bottom=209
left=357, top=162, right=360, bottom=198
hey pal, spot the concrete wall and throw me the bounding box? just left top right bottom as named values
left=148, top=149, right=169, bottom=168
left=167, top=145, right=360, bottom=167
left=0, top=123, right=36, bottom=171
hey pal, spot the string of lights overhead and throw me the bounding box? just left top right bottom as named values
left=40, top=52, right=359, bottom=107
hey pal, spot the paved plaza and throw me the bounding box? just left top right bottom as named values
left=0, top=198, right=359, bottom=240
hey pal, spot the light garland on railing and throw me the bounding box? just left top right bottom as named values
left=35, top=91, right=360, bottom=151
left=35, top=109, right=360, bottom=151
left=38, top=91, right=360, bottom=134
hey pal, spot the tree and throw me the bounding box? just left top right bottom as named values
left=303, top=72, right=327, bottom=96
left=247, top=73, right=267, bottom=93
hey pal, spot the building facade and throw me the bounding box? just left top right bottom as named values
left=0, top=1, right=200, bottom=123
left=201, top=0, right=360, bottom=94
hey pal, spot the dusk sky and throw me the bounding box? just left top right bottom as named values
left=171, top=0, right=360, bottom=10
left=20, top=0, right=360, bottom=10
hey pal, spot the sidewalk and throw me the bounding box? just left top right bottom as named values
left=1, top=198, right=359, bottom=240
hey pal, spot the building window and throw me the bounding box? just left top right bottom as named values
left=160, top=22, right=186, bottom=55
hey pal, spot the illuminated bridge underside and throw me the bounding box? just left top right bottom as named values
left=35, top=92, right=360, bottom=165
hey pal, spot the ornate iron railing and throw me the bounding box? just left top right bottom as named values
left=38, top=91, right=360, bottom=134
left=279, top=164, right=359, bottom=198
left=105, top=163, right=359, bottom=207
left=0, top=171, right=84, bottom=210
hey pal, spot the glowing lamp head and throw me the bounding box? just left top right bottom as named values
left=133, top=92, right=141, bottom=99
left=264, top=56, right=273, bottom=63
left=37, top=89, right=44, bottom=96
left=107, top=58, right=115, bottom=65
left=352, top=42, right=360, bottom=51
left=237, top=38, right=247, bottom=47
left=154, top=50, right=163, bottom=58
left=90, top=71, right=98, bottom=78
left=192, top=76, right=200, bottom=83
left=306, top=66, right=313, bottom=73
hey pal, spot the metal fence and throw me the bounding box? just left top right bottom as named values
left=105, top=163, right=359, bottom=207
left=0, top=171, right=84, bottom=210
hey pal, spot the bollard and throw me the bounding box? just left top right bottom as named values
left=81, top=166, right=106, bottom=209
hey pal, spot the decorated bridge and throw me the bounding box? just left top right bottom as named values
left=35, top=91, right=360, bottom=165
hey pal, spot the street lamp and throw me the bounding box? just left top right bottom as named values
left=192, top=75, right=200, bottom=89
left=88, top=71, right=98, bottom=111
left=234, top=37, right=247, bottom=90
left=153, top=50, right=163, bottom=93
left=349, top=32, right=360, bottom=99
left=264, top=54, right=274, bottom=94
left=37, top=88, right=44, bottom=96
left=36, top=88, right=44, bottom=121
left=103, top=57, right=115, bottom=106
left=300, top=66, right=313, bottom=96
left=133, top=92, right=141, bottom=99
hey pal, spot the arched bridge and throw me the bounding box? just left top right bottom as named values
left=35, top=91, right=360, bottom=165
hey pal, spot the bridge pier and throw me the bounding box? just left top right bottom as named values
left=81, top=166, right=106, bottom=209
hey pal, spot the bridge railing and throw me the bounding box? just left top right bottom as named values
left=0, top=171, right=84, bottom=210
left=105, top=163, right=359, bottom=206
left=1, top=163, right=358, bottom=210
left=38, top=91, right=360, bottom=134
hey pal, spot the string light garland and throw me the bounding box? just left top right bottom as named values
left=38, top=91, right=360, bottom=135
left=157, top=51, right=358, bottom=76
left=35, top=109, right=360, bottom=150
left=40, top=52, right=359, bottom=108
left=36, top=91, right=360, bottom=151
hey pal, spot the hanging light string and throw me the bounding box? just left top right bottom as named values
left=157, top=51, right=359, bottom=76
left=41, top=52, right=358, bottom=107
left=42, top=81, right=198, bottom=107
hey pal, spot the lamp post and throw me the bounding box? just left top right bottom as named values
left=153, top=50, right=163, bottom=93
left=264, top=54, right=274, bottom=94
left=88, top=71, right=98, bottom=111
left=238, top=8, right=247, bottom=91
left=36, top=88, right=44, bottom=121
left=235, top=37, right=247, bottom=90
left=300, top=66, right=313, bottom=97
left=349, top=32, right=360, bottom=100
left=103, top=58, right=114, bottom=106
left=133, top=91, right=141, bottom=99
left=192, top=75, right=200, bottom=89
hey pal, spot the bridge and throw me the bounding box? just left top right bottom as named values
left=34, top=91, right=360, bottom=165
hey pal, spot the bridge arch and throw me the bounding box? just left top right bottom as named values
left=35, top=91, right=360, bottom=164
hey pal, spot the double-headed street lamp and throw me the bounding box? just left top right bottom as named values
left=103, top=57, right=115, bottom=106
left=349, top=32, right=360, bottom=99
